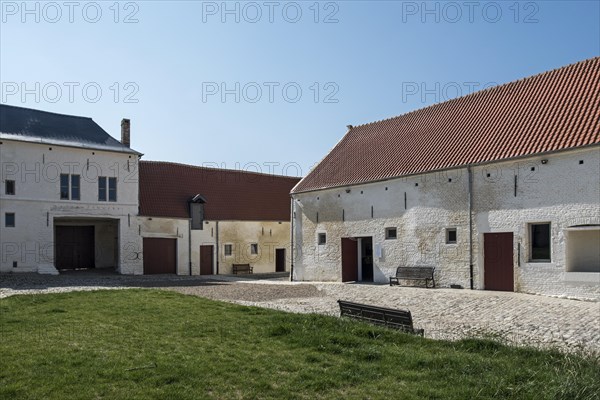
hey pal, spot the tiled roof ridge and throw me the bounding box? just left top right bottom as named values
left=0, top=103, right=94, bottom=121
left=140, top=160, right=302, bottom=180
left=350, top=56, right=600, bottom=130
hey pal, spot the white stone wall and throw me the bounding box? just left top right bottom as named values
left=139, top=217, right=291, bottom=275
left=0, top=139, right=143, bottom=274
left=293, top=146, right=600, bottom=300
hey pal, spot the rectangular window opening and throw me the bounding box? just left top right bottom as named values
left=5, top=213, right=15, bottom=227
left=5, top=180, right=15, bottom=195
left=98, top=177, right=107, bottom=201
left=108, top=177, right=117, bottom=202
left=385, top=227, right=397, bottom=240
left=60, top=174, right=69, bottom=199
left=224, top=244, right=233, bottom=256
left=250, top=243, right=258, bottom=255
left=318, top=233, right=326, bottom=245
left=71, top=175, right=80, bottom=200
left=530, top=223, right=551, bottom=261
left=446, top=228, right=457, bottom=244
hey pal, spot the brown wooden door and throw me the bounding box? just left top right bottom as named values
left=55, top=226, right=95, bottom=270
left=143, top=238, right=177, bottom=274
left=484, top=232, right=514, bottom=291
left=200, top=245, right=213, bottom=275
left=341, top=238, right=358, bottom=282
left=275, top=248, right=285, bottom=272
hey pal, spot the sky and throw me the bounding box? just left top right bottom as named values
left=1, top=0, right=599, bottom=177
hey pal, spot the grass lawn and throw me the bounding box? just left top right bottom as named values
left=1, top=290, right=598, bottom=399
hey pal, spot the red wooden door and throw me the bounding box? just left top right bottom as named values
left=200, top=245, right=213, bottom=275
left=143, top=238, right=177, bottom=274
left=484, top=232, right=514, bottom=291
left=341, top=238, right=358, bottom=282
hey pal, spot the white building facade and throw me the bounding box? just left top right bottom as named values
left=291, top=58, right=600, bottom=300
left=0, top=105, right=143, bottom=275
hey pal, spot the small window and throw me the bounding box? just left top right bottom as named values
left=5, top=213, right=15, bottom=227
left=224, top=244, right=233, bottom=256
left=5, top=180, right=15, bottom=195
left=60, top=174, right=69, bottom=199
left=318, top=233, right=326, bottom=245
left=530, top=223, right=551, bottom=261
left=250, top=243, right=258, bottom=255
left=99, top=177, right=117, bottom=202
left=446, top=228, right=457, bottom=244
left=98, top=177, right=107, bottom=201
left=108, top=177, right=117, bottom=202
left=385, top=227, right=397, bottom=240
left=71, top=175, right=80, bottom=200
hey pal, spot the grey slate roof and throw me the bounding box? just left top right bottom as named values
left=0, top=104, right=141, bottom=155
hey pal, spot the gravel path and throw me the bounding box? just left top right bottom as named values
left=1, top=272, right=599, bottom=353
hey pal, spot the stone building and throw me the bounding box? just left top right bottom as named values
left=290, top=57, right=600, bottom=300
left=0, top=104, right=143, bottom=274
left=138, top=161, right=300, bottom=275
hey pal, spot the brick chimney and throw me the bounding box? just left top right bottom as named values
left=121, top=118, right=130, bottom=147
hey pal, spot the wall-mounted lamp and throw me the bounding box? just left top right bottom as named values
left=541, top=159, right=548, bottom=164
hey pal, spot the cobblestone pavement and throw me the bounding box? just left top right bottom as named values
left=1, top=272, right=599, bottom=353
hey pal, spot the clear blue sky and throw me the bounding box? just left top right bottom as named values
left=1, top=1, right=598, bottom=177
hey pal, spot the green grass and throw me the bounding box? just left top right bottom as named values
left=1, top=290, right=598, bottom=400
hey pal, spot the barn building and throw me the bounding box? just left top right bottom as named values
left=290, top=57, right=600, bottom=300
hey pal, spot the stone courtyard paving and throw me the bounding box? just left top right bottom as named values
left=1, top=272, right=599, bottom=354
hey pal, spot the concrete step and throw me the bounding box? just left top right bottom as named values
left=37, top=264, right=59, bottom=275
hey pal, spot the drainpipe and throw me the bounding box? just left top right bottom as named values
left=290, top=197, right=294, bottom=282
left=468, top=166, right=474, bottom=290
left=215, top=221, right=220, bottom=274
left=188, top=206, right=192, bottom=276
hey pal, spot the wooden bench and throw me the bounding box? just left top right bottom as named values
left=232, top=263, right=253, bottom=274
left=389, top=266, right=435, bottom=288
left=338, top=300, right=424, bottom=336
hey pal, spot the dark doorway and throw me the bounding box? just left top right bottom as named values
left=143, top=238, right=177, bottom=274
left=55, top=226, right=95, bottom=270
left=200, top=245, right=213, bottom=275
left=360, top=237, right=374, bottom=282
left=484, top=232, right=514, bottom=291
left=341, top=238, right=358, bottom=282
left=275, top=248, right=286, bottom=272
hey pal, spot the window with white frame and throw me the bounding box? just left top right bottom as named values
left=60, top=174, right=80, bottom=200
left=98, top=177, right=117, bottom=202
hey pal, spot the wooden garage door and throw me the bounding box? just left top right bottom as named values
left=143, top=238, right=177, bottom=274
left=55, top=226, right=95, bottom=270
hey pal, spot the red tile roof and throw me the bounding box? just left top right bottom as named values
left=292, top=57, right=600, bottom=194
left=139, top=161, right=300, bottom=220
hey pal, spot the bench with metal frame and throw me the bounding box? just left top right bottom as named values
left=337, top=300, right=424, bottom=336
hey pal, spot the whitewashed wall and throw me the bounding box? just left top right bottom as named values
left=292, top=146, right=600, bottom=300
left=139, top=217, right=291, bottom=275
left=0, top=139, right=143, bottom=274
